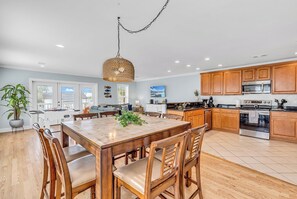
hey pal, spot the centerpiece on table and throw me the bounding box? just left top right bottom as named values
left=115, top=111, right=147, bottom=127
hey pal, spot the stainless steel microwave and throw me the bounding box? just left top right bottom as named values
left=242, top=80, right=271, bottom=94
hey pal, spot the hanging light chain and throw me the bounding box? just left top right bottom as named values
left=116, top=0, right=169, bottom=56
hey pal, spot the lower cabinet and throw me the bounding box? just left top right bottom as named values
left=184, top=110, right=205, bottom=128
left=212, top=108, right=240, bottom=133
left=145, top=104, right=167, bottom=114
left=270, top=112, right=297, bottom=142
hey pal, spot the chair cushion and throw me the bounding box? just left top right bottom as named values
left=113, top=158, right=162, bottom=194
left=63, top=145, right=90, bottom=162
left=68, top=155, right=96, bottom=187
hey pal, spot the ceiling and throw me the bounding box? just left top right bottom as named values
left=1, top=0, right=297, bottom=80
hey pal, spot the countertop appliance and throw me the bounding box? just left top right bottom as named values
left=239, top=100, right=272, bottom=140
left=208, top=96, right=214, bottom=107
left=242, top=80, right=271, bottom=94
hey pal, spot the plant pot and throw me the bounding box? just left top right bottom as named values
left=9, top=119, right=24, bottom=128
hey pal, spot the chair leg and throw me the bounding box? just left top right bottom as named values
left=196, top=164, right=203, bottom=199
left=115, top=178, right=121, bottom=199
left=185, top=169, right=192, bottom=187
left=40, top=160, right=48, bottom=199
left=90, top=186, right=95, bottom=199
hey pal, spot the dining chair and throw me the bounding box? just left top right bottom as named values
left=145, top=112, right=161, bottom=117
left=153, top=124, right=207, bottom=199
left=162, top=113, right=184, bottom=121
left=33, top=124, right=91, bottom=199
left=100, top=111, right=119, bottom=117
left=113, top=131, right=189, bottom=199
left=43, top=128, right=96, bottom=199
left=73, top=113, right=99, bottom=121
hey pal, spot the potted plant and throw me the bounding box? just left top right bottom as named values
left=0, top=84, right=30, bottom=129
left=115, top=111, right=147, bottom=127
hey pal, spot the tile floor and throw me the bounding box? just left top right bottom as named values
left=202, top=130, right=297, bottom=185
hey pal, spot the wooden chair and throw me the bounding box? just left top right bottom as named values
left=100, top=110, right=119, bottom=117
left=145, top=112, right=161, bottom=117
left=43, top=129, right=96, bottom=199
left=162, top=113, right=184, bottom=121
left=73, top=113, right=99, bottom=121
left=153, top=124, right=207, bottom=199
left=183, top=124, right=207, bottom=199
left=32, top=124, right=91, bottom=199
left=114, top=131, right=189, bottom=199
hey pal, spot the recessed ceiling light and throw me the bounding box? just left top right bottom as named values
left=218, top=64, right=223, bottom=67
left=186, top=64, right=191, bottom=67
left=295, top=52, right=297, bottom=55
left=174, top=60, right=180, bottom=64
left=38, top=62, right=45, bottom=68
left=56, top=44, right=65, bottom=48
left=260, top=54, right=267, bottom=57
left=253, top=55, right=258, bottom=58
left=196, top=67, right=200, bottom=70
left=204, top=57, right=210, bottom=61
left=167, top=70, right=171, bottom=73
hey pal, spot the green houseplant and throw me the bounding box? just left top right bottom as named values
left=0, top=84, right=30, bottom=128
left=115, top=111, right=147, bottom=127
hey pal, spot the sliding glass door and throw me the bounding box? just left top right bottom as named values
left=33, top=82, right=58, bottom=110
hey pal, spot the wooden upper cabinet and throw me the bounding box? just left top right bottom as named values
left=272, top=63, right=297, bottom=94
left=223, top=70, right=242, bottom=95
left=201, top=73, right=211, bottom=95
left=211, top=72, right=224, bottom=95
left=242, top=68, right=255, bottom=82
left=256, top=66, right=271, bottom=80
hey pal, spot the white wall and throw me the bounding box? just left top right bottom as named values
left=136, top=73, right=297, bottom=107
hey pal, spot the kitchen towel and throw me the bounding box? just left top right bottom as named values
left=248, top=111, right=259, bottom=124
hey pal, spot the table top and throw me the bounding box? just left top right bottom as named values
left=62, top=115, right=190, bottom=148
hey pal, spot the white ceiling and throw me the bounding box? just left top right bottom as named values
left=1, top=0, right=297, bottom=80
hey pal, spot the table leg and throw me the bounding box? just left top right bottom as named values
left=96, top=148, right=113, bottom=199
left=61, top=124, right=69, bottom=148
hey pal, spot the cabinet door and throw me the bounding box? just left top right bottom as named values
left=271, top=118, right=297, bottom=142
left=224, top=70, right=242, bottom=95
left=272, top=63, right=297, bottom=93
left=204, top=110, right=212, bottom=130
left=221, top=112, right=240, bottom=133
left=212, top=109, right=221, bottom=129
left=211, top=72, right=224, bottom=95
left=201, top=73, right=211, bottom=95
left=242, top=69, right=255, bottom=82
left=256, top=66, right=271, bottom=80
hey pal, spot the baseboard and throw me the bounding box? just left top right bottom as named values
left=0, top=126, right=32, bottom=133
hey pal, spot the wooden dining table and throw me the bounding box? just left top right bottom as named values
left=61, top=115, right=191, bottom=199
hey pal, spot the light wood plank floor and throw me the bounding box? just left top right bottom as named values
left=0, top=130, right=296, bottom=199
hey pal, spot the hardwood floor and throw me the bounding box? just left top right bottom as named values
left=0, top=129, right=296, bottom=199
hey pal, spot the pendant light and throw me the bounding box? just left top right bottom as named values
left=102, top=0, right=170, bottom=82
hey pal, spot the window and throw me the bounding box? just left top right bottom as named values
left=80, top=86, right=95, bottom=109
left=117, top=84, right=129, bottom=104
left=36, top=84, right=55, bottom=110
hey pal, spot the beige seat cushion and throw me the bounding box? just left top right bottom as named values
left=63, top=144, right=90, bottom=162
left=113, top=158, right=162, bottom=194
left=68, top=154, right=96, bottom=187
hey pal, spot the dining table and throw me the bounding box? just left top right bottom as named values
left=61, top=115, right=191, bottom=199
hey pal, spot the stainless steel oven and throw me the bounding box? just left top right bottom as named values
left=242, top=80, right=271, bottom=94
left=239, top=100, right=271, bottom=140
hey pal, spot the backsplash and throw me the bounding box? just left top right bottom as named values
left=203, top=94, right=297, bottom=106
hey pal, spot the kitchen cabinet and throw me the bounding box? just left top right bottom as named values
left=211, top=72, right=224, bottom=95
left=201, top=73, right=211, bottom=95
left=212, top=108, right=239, bottom=133
left=272, top=63, right=297, bottom=94
left=204, top=109, right=212, bottom=130
left=223, top=70, right=242, bottom=95
left=184, top=109, right=205, bottom=128
left=146, top=104, right=167, bottom=114
left=242, top=66, right=271, bottom=82
left=270, top=112, right=297, bottom=142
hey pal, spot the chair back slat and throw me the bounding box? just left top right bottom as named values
left=145, top=131, right=189, bottom=197
left=145, top=112, right=161, bottom=117
left=162, top=113, right=183, bottom=121
left=100, top=111, right=118, bottom=117
left=73, top=113, right=99, bottom=121
left=33, top=123, right=51, bottom=161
